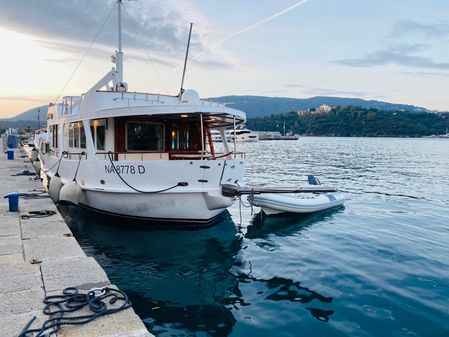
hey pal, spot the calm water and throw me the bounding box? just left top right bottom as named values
left=60, top=138, right=449, bottom=337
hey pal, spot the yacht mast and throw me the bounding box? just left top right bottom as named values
left=114, top=0, right=126, bottom=91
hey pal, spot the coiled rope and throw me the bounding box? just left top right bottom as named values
left=18, top=287, right=131, bottom=337
left=20, top=210, right=56, bottom=219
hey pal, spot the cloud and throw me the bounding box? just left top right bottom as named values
left=334, top=19, right=449, bottom=71
left=333, top=43, right=449, bottom=70
left=284, top=84, right=370, bottom=97
left=0, top=96, right=49, bottom=102
left=0, top=1, right=190, bottom=54
left=399, top=71, right=449, bottom=78
left=0, top=0, right=227, bottom=68
left=389, top=20, right=449, bottom=39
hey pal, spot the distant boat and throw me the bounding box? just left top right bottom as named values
left=226, top=127, right=259, bottom=142
left=254, top=131, right=299, bottom=140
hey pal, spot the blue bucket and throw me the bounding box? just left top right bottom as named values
left=5, top=149, right=14, bottom=160
left=4, top=192, right=19, bottom=212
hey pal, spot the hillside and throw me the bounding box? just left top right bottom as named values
left=8, top=105, right=48, bottom=122
left=246, top=106, right=449, bottom=137
left=208, top=95, right=429, bottom=118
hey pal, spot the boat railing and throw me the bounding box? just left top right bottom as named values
left=95, top=151, right=245, bottom=161
left=64, top=151, right=88, bottom=160
left=106, top=91, right=226, bottom=107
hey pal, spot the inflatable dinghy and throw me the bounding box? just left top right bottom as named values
left=249, top=192, right=347, bottom=215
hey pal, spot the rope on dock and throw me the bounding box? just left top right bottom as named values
left=20, top=210, right=56, bottom=219
left=19, top=287, right=132, bottom=337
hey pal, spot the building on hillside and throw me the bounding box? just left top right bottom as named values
left=298, top=104, right=332, bottom=116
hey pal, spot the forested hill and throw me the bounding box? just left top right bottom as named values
left=208, top=95, right=428, bottom=118
left=246, top=106, right=449, bottom=137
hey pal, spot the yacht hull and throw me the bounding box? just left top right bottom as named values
left=41, top=153, right=244, bottom=223
left=80, top=189, right=233, bottom=223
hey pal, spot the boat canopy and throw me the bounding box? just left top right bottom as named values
left=48, top=90, right=245, bottom=128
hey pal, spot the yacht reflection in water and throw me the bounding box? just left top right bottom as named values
left=60, top=206, right=336, bottom=336
left=246, top=206, right=345, bottom=240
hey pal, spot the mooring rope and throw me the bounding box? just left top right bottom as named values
left=72, top=152, right=85, bottom=181
left=18, top=287, right=132, bottom=337
left=36, top=151, right=67, bottom=175
left=20, top=210, right=56, bottom=219
left=107, top=152, right=183, bottom=193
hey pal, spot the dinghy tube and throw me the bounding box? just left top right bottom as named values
left=249, top=193, right=347, bottom=215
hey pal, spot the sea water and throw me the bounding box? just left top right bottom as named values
left=60, top=137, right=449, bottom=337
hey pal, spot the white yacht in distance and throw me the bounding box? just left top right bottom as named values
left=209, top=127, right=259, bottom=143
left=226, top=127, right=259, bottom=142
left=39, top=0, right=246, bottom=223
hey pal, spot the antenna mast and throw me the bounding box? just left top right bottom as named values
left=115, top=0, right=125, bottom=90
left=179, top=23, right=193, bottom=96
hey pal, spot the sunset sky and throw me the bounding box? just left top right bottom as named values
left=0, top=0, right=448, bottom=118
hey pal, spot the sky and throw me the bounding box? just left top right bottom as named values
left=0, top=0, right=448, bottom=118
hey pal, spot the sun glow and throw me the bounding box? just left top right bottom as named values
left=0, top=28, right=77, bottom=117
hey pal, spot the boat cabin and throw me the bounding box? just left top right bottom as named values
left=46, top=92, right=245, bottom=162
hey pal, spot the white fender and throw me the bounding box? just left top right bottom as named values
left=30, top=149, right=38, bottom=162
left=59, top=180, right=82, bottom=205
left=48, top=175, right=63, bottom=203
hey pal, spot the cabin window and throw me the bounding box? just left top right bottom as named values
left=79, top=123, right=86, bottom=148
left=52, top=125, right=58, bottom=148
left=171, top=129, right=180, bottom=150
left=68, top=123, right=74, bottom=147
left=90, top=119, right=106, bottom=151
left=74, top=123, right=79, bottom=147
left=68, top=122, right=86, bottom=149
left=184, top=129, right=190, bottom=149
left=126, top=122, right=164, bottom=152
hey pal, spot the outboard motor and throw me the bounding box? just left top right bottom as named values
left=307, top=175, right=321, bottom=186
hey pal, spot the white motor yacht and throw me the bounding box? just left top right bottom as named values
left=39, top=1, right=246, bottom=224
left=225, top=127, right=259, bottom=142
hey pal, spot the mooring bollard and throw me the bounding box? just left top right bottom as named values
left=5, top=148, right=14, bottom=160
left=4, top=192, right=19, bottom=212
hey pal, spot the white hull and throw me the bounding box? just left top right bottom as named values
left=42, top=153, right=244, bottom=223
left=250, top=193, right=347, bottom=215
left=80, top=190, right=231, bottom=222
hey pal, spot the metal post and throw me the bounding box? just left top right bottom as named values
left=116, top=0, right=124, bottom=85
left=200, top=113, right=204, bottom=160
left=233, top=116, right=237, bottom=159
left=180, top=23, right=193, bottom=96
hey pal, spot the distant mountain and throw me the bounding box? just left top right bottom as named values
left=2, top=95, right=430, bottom=126
left=207, top=95, right=429, bottom=118
left=8, top=105, right=48, bottom=122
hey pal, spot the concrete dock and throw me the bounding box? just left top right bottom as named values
left=0, top=147, right=152, bottom=337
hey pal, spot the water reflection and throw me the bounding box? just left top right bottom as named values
left=246, top=207, right=345, bottom=240
left=59, top=205, right=337, bottom=336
